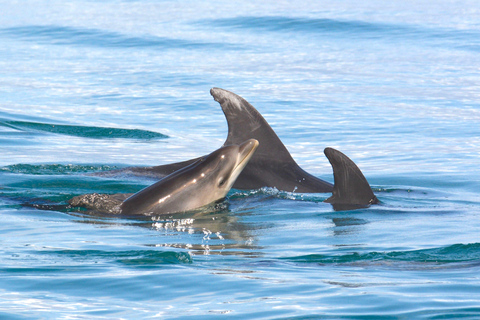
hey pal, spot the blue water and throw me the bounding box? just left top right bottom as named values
left=1, top=1, right=480, bottom=319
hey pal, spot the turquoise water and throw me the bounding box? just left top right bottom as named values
left=1, top=1, right=480, bottom=319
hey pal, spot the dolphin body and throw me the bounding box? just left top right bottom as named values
left=69, top=139, right=259, bottom=215
left=101, top=88, right=377, bottom=209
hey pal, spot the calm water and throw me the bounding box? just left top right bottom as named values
left=1, top=1, right=480, bottom=319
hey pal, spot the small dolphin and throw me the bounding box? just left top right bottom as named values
left=69, top=139, right=259, bottom=215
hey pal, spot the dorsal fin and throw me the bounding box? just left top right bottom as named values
left=211, top=88, right=333, bottom=192
left=323, top=147, right=378, bottom=210
left=211, top=87, right=295, bottom=162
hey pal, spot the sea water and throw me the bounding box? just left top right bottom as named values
left=1, top=1, right=480, bottom=319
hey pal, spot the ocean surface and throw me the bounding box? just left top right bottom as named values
left=1, top=1, right=480, bottom=319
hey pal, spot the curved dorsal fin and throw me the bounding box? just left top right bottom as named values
left=323, top=147, right=378, bottom=210
left=211, top=87, right=295, bottom=162
left=211, top=88, right=333, bottom=193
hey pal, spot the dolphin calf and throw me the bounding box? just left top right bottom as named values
left=69, top=139, right=259, bottom=215
left=122, top=88, right=334, bottom=193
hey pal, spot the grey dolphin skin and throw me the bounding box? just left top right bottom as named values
left=127, top=88, right=334, bottom=193
left=324, top=147, right=378, bottom=210
left=70, top=139, right=259, bottom=215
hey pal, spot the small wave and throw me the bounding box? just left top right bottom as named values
left=204, top=16, right=396, bottom=36
left=201, top=16, right=480, bottom=51
left=0, top=25, right=237, bottom=50
left=35, top=249, right=193, bottom=266
left=282, top=243, right=480, bottom=265
left=0, top=120, right=168, bottom=140
left=0, top=163, right=120, bottom=175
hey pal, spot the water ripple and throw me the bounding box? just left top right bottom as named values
left=0, top=163, right=120, bottom=175
left=201, top=16, right=480, bottom=51
left=0, top=120, right=168, bottom=140
left=282, top=243, right=480, bottom=266
left=0, top=25, right=237, bottom=50
left=44, top=249, right=193, bottom=266
left=206, top=16, right=401, bottom=36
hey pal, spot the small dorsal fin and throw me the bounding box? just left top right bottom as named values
left=323, top=147, right=378, bottom=210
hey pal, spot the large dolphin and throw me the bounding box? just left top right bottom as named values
left=122, top=88, right=334, bottom=193
left=69, top=139, right=259, bottom=215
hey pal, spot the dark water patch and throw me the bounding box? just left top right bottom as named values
left=0, top=25, right=238, bottom=50
left=1, top=164, right=121, bottom=175
left=282, top=243, right=480, bottom=266
left=40, top=249, right=193, bottom=266
left=204, top=16, right=402, bottom=37
left=0, top=120, right=168, bottom=140
left=202, top=16, right=480, bottom=51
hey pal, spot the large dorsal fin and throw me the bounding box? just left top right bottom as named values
left=211, top=87, right=295, bottom=162
left=323, top=147, right=378, bottom=210
left=210, top=88, right=333, bottom=192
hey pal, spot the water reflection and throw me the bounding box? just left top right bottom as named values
left=326, top=215, right=369, bottom=237
left=68, top=202, right=264, bottom=257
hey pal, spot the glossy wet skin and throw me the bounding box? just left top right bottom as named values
left=120, top=139, right=259, bottom=215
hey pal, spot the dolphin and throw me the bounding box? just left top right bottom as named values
left=323, top=147, right=378, bottom=210
left=69, top=139, right=259, bottom=215
left=122, top=88, right=334, bottom=193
